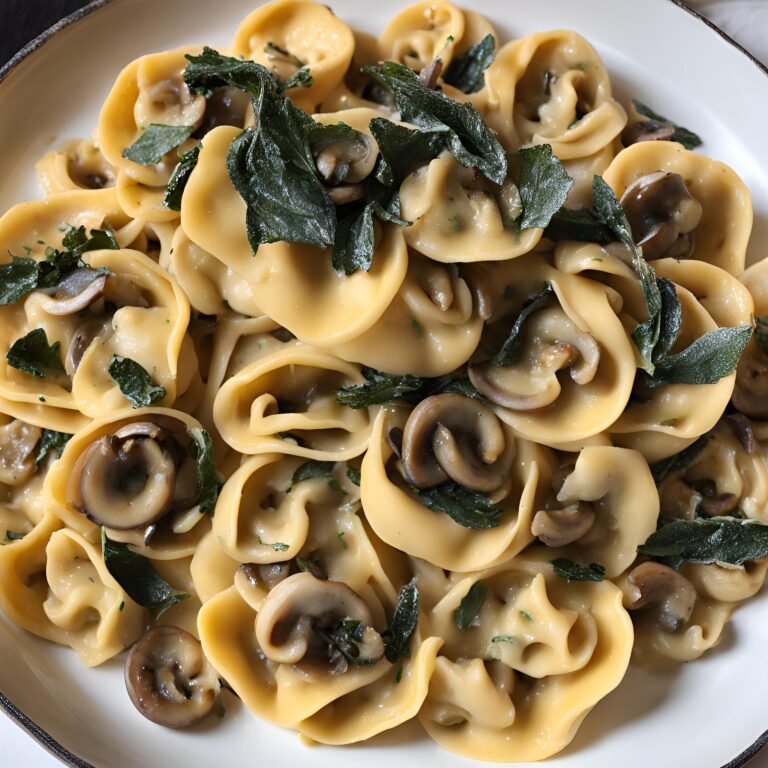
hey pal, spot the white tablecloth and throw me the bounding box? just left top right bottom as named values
left=1, top=1, right=766, bottom=766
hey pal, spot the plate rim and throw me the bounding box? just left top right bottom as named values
left=0, top=1, right=766, bottom=766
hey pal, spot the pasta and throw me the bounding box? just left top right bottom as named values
left=0, top=0, right=765, bottom=762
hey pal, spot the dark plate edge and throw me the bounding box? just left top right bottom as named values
left=0, top=0, right=766, bottom=766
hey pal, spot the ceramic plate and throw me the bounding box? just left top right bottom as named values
left=1, top=1, right=767, bottom=766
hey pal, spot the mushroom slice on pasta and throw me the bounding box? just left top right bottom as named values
left=483, top=31, right=626, bottom=158
left=46, top=409, right=215, bottom=559
left=214, top=344, right=375, bottom=460
left=231, top=0, right=355, bottom=112
left=333, top=254, right=484, bottom=377
left=419, top=551, right=633, bottom=762
left=182, top=123, right=408, bottom=348
left=378, top=1, right=465, bottom=72
left=360, top=406, right=556, bottom=572
left=36, top=138, right=116, bottom=195
left=533, top=446, right=659, bottom=577
left=602, top=141, right=752, bottom=274
left=467, top=255, right=636, bottom=449
left=398, top=155, right=543, bottom=263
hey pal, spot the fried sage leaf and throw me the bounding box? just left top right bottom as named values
left=383, top=579, right=419, bottom=663
left=163, top=144, right=201, bottom=211
left=492, top=283, right=555, bottom=366
left=632, top=99, right=702, bottom=150
left=412, top=481, right=503, bottom=529
left=108, top=356, right=167, bottom=408
left=550, top=558, right=606, bottom=582
left=455, top=581, right=487, bottom=630
left=514, top=144, right=573, bottom=230
left=189, top=427, right=220, bottom=515
left=543, top=206, right=613, bottom=244
left=101, top=529, right=189, bottom=617
left=443, top=34, right=495, bottom=94
left=292, top=459, right=336, bottom=485
left=336, top=368, right=423, bottom=409
left=36, top=430, right=72, bottom=464
left=122, top=124, right=194, bottom=165
left=649, top=433, right=712, bottom=485
left=7, top=329, right=63, bottom=379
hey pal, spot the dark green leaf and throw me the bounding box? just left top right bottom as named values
left=383, top=580, right=419, bottom=663
left=649, top=433, right=712, bottom=485
left=654, top=278, right=682, bottom=359
left=108, top=356, right=167, bottom=408
left=492, top=283, right=555, bottom=366
left=282, top=67, right=313, bottom=91
left=0, top=257, right=39, bottom=305
left=422, top=376, right=483, bottom=400
left=292, top=459, right=335, bottom=485
left=189, top=427, right=220, bottom=515
left=36, top=430, right=72, bottom=464
left=754, top=315, right=768, bottom=356
left=514, top=144, right=574, bottom=230
left=543, top=206, right=613, bottom=244
left=491, top=635, right=516, bottom=644
left=346, top=467, right=361, bottom=486
left=443, top=34, right=496, bottom=94
left=638, top=516, right=768, bottom=566
left=102, top=529, right=189, bottom=617
left=413, top=481, right=503, bottom=529
left=455, top=581, right=487, bottom=630
left=362, top=61, right=507, bottom=184
left=62, top=225, right=119, bottom=255
left=633, top=99, right=702, bottom=150
left=122, top=124, right=194, bottom=165
left=591, top=175, right=636, bottom=254
left=163, top=144, right=200, bottom=211
left=550, top=558, right=606, bottom=582
left=7, top=329, right=63, bottom=378
left=337, top=368, right=423, bottom=409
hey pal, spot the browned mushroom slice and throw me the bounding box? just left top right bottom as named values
left=0, top=420, right=42, bottom=486
left=71, top=428, right=176, bottom=530
left=689, top=479, right=739, bottom=517
left=619, top=171, right=703, bottom=260
left=64, top=319, right=110, bottom=376
left=733, top=345, right=768, bottom=420
left=313, top=129, right=374, bottom=206
left=36, top=271, right=108, bottom=316
left=195, top=86, right=250, bottom=135
left=626, top=561, right=697, bottom=632
left=125, top=626, right=220, bottom=728
left=400, top=393, right=515, bottom=492
left=255, top=572, right=384, bottom=675
left=621, top=119, right=676, bottom=146
left=726, top=413, right=758, bottom=454
left=531, top=501, right=596, bottom=547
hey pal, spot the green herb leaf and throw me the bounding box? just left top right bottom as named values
left=633, top=99, right=702, bottom=150
left=337, top=368, right=423, bottom=409
left=292, top=459, right=335, bottom=485
left=491, top=635, right=516, bottom=644
left=346, top=467, right=361, bottom=486
left=189, top=427, right=220, bottom=515
left=412, top=481, right=503, bottom=529
left=362, top=61, right=507, bottom=184
left=649, top=433, right=711, bottom=485
left=0, top=257, right=39, bottom=305
left=591, top=175, right=636, bottom=253
left=492, top=283, right=555, bottom=366
left=443, top=34, right=496, bottom=94
left=163, top=144, right=200, bottom=211
left=550, top=558, right=606, bottom=582
left=455, top=581, right=487, bottom=630
left=101, top=528, right=190, bottom=617
left=754, top=315, right=768, bottom=356
left=514, top=144, right=574, bottom=230
left=282, top=67, right=313, bottom=91
left=543, top=206, right=613, bottom=244
left=108, top=356, right=167, bottom=408
left=7, top=329, right=63, bottom=378
left=122, top=124, right=194, bottom=165
left=638, top=516, right=768, bottom=566
left=519, top=609, right=533, bottom=621
left=36, top=429, right=72, bottom=464
left=383, top=580, right=419, bottom=663
left=271, top=542, right=290, bottom=552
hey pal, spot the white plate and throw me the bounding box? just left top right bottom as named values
left=1, top=1, right=767, bottom=766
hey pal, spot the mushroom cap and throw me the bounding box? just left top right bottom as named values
left=125, top=626, right=220, bottom=729
left=255, top=572, right=378, bottom=667
left=36, top=271, right=107, bottom=316
left=626, top=561, right=697, bottom=632
left=64, top=318, right=110, bottom=376
left=400, top=393, right=515, bottom=492
left=621, top=119, right=676, bottom=146
left=732, top=343, right=768, bottom=419
left=532, top=501, right=596, bottom=547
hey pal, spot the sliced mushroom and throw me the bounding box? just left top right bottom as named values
left=532, top=501, right=596, bottom=547
left=620, top=171, right=703, bottom=260
left=64, top=319, right=110, bottom=376
left=325, top=183, right=366, bottom=205
left=626, top=561, right=697, bottom=632
left=71, top=432, right=176, bottom=529
left=0, top=420, right=42, bottom=486
left=400, top=393, right=515, bottom=492
left=314, top=130, right=375, bottom=203
left=733, top=345, right=768, bottom=419
left=125, top=626, right=220, bottom=728
left=469, top=307, right=600, bottom=411
left=419, top=58, right=443, bottom=90
left=660, top=477, right=702, bottom=520
left=622, top=119, right=676, bottom=146
left=36, top=271, right=107, bottom=316
left=689, top=479, right=739, bottom=517
left=194, top=86, right=250, bottom=136
left=726, top=413, right=758, bottom=454
left=255, top=572, right=384, bottom=674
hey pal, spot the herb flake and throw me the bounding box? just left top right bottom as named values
left=123, top=124, right=194, bottom=165
left=108, top=356, right=167, bottom=408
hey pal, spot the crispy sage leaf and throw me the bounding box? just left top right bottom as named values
left=163, top=144, right=200, bottom=211
left=412, top=481, right=503, bottom=529
left=550, top=558, right=606, bottom=582
left=7, top=329, right=63, bottom=378
left=455, top=581, right=487, bottom=630
left=108, top=356, right=167, bottom=408
left=292, top=460, right=335, bottom=485
left=514, top=144, right=574, bottom=230
left=649, top=433, right=712, bottom=485
left=492, top=283, right=555, bottom=366
left=337, top=368, right=423, bottom=409
left=282, top=67, right=313, bottom=91
left=443, top=34, right=496, bottom=94
left=101, top=528, right=189, bottom=617
left=0, top=257, right=38, bottom=305
left=36, top=430, right=72, bottom=464
left=638, top=516, right=768, bottom=566
left=189, top=427, right=220, bottom=515
left=362, top=61, right=507, bottom=184
left=122, top=124, right=194, bottom=165
left=543, top=206, right=613, bottom=244
left=383, top=579, right=419, bottom=663
left=346, top=467, right=361, bottom=486
left=633, top=99, right=702, bottom=150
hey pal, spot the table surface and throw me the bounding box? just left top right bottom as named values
left=0, top=0, right=767, bottom=766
